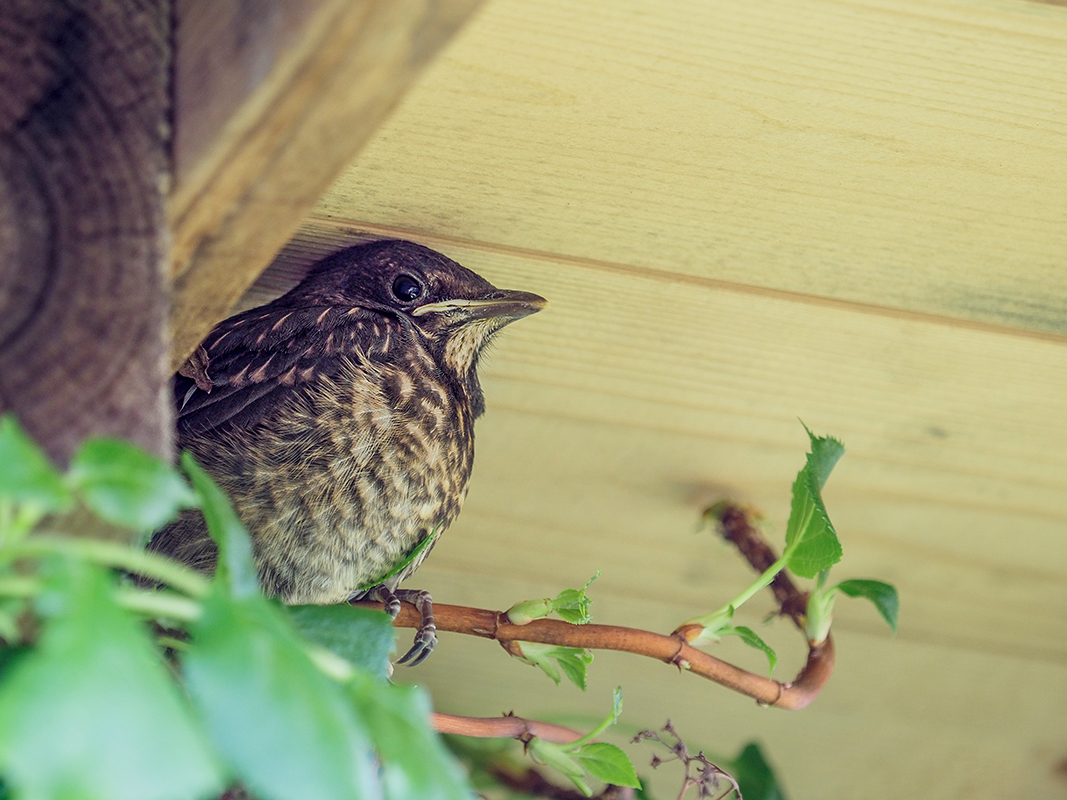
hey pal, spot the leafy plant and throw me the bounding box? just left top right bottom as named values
left=0, top=414, right=467, bottom=800
left=507, top=572, right=600, bottom=626
left=526, top=689, right=640, bottom=796
left=506, top=574, right=599, bottom=689
left=0, top=414, right=901, bottom=800
left=682, top=425, right=898, bottom=667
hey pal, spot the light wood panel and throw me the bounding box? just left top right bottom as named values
left=244, top=221, right=1067, bottom=798
left=401, top=233, right=1067, bottom=798
left=167, top=0, right=483, bottom=368
left=235, top=0, right=1067, bottom=795
left=320, top=0, right=1067, bottom=337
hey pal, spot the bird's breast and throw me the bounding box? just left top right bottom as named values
left=207, top=356, right=475, bottom=604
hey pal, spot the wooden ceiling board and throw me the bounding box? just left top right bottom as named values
left=237, top=0, right=1067, bottom=795
left=321, top=0, right=1067, bottom=336
left=244, top=222, right=1067, bottom=798
left=405, top=571, right=1066, bottom=799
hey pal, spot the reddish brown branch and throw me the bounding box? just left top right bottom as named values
left=711, top=502, right=808, bottom=626
left=432, top=712, right=583, bottom=744
left=364, top=503, right=834, bottom=720
left=383, top=602, right=833, bottom=711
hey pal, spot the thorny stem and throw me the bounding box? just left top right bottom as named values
left=382, top=603, right=835, bottom=709
left=433, top=712, right=584, bottom=744
left=365, top=504, right=834, bottom=713
left=712, top=505, right=808, bottom=627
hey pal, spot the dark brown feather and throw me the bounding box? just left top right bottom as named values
left=150, top=240, right=545, bottom=607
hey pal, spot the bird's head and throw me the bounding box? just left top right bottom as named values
left=294, top=239, right=546, bottom=383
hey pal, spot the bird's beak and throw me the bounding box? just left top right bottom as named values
left=412, top=290, right=547, bottom=321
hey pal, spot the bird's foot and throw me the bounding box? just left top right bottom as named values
left=358, top=585, right=437, bottom=666
left=394, top=589, right=437, bottom=666
left=361, top=584, right=403, bottom=619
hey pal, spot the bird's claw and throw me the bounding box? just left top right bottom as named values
left=358, top=585, right=437, bottom=665
left=394, top=588, right=437, bottom=666
left=397, top=623, right=437, bottom=666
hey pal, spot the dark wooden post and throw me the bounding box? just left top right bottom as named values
left=0, top=0, right=482, bottom=467
left=0, top=1, right=171, bottom=464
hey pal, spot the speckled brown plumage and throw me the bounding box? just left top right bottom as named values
left=149, top=240, right=544, bottom=660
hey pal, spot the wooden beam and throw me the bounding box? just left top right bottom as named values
left=168, top=0, right=483, bottom=369
left=0, top=0, right=170, bottom=464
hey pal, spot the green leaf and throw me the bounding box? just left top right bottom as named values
left=67, top=439, right=200, bottom=533
left=555, top=647, right=595, bottom=691
left=0, top=560, right=223, bottom=800
left=514, top=642, right=593, bottom=690
left=67, top=439, right=198, bottom=532
left=783, top=425, right=844, bottom=578
left=553, top=593, right=590, bottom=624
left=0, top=598, right=23, bottom=644
left=575, top=743, right=641, bottom=789
left=726, top=626, right=778, bottom=674
left=183, top=589, right=379, bottom=800
left=835, top=579, right=899, bottom=633
left=182, top=453, right=259, bottom=599
left=506, top=572, right=599, bottom=626
left=356, top=523, right=442, bottom=594
left=0, top=414, right=72, bottom=515
left=286, top=604, right=396, bottom=679
left=729, top=742, right=788, bottom=800
left=516, top=642, right=560, bottom=684
left=553, top=572, right=599, bottom=624
left=347, top=671, right=470, bottom=800
left=528, top=739, right=588, bottom=795
left=528, top=690, right=635, bottom=796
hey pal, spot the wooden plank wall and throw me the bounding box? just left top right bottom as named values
left=242, top=0, right=1067, bottom=797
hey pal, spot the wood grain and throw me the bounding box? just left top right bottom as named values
left=234, top=0, right=1067, bottom=795
left=321, top=0, right=1067, bottom=337
left=406, top=234, right=1067, bottom=798
left=240, top=217, right=1067, bottom=798
left=168, top=0, right=483, bottom=368
left=255, top=219, right=1067, bottom=658
left=171, top=0, right=322, bottom=184
left=0, top=0, right=169, bottom=463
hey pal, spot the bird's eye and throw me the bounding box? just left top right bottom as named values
left=391, top=274, right=423, bottom=302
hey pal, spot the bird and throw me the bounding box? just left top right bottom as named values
left=148, top=239, right=546, bottom=664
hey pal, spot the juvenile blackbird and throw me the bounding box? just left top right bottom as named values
left=148, top=240, right=545, bottom=663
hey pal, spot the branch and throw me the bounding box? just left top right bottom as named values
left=709, top=503, right=808, bottom=627
left=432, top=712, right=583, bottom=744
left=365, top=504, right=834, bottom=714
left=385, top=602, right=832, bottom=711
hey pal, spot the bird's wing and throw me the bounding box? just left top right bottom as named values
left=175, top=303, right=396, bottom=437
